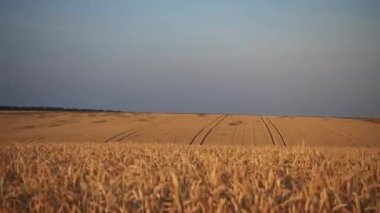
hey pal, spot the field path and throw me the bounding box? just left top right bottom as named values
left=126, top=114, right=218, bottom=144
left=189, top=116, right=222, bottom=145
left=199, top=115, right=228, bottom=145
left=104, top=130, right=131, bottom=143
left=261, top=117, right=276, bottom=145
left=266, top=118, right=287, bottom=147
left=106, top=117, right=174, bottom=143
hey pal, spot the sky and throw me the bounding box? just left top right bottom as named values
left=1, top=0, right=379, bottom=117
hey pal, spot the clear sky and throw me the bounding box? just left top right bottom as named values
left=1, top=0, right=379, bottom=117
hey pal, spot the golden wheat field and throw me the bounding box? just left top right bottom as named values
left=1, top=144, right=379, bottom=212
left=0, top=111, right=380, bottom=212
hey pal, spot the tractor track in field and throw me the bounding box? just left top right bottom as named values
left=261, top=117, right=275, bottom=145
left=105, top=130, right=131, bottom=143
left=266, top=118, right=287, bottom=147
left=104, top=117, right=172, bottom=143
left=189, top=115, right=223, bottom=145
left=115, top=128, right=142, bottom=142
left=24, top=136, right=45, bottom=144
left=200, top=115, right=228, bottom=145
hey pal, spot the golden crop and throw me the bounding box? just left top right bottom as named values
left=0, top=143, right=379, bottom=212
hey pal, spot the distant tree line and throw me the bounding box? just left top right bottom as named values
left=0, top=106, right=120, bottom=112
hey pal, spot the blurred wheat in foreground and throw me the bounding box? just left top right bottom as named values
left=0, top=143, right=379, bottom=212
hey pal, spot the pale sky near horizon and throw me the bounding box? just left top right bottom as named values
left=1, top=0, right=379, bottom=117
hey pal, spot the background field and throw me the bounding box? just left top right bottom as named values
left=0, top=111, right=379, bottom=147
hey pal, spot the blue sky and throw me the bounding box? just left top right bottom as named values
left=1, top=0, right=379, bottom=116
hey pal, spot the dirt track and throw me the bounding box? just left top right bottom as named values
left=0, top=111, right=379, bottom=147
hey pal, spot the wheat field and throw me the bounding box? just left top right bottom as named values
left=1, top=111, right=379, bottom=147
left=1, top=143, right=379, bottom=212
